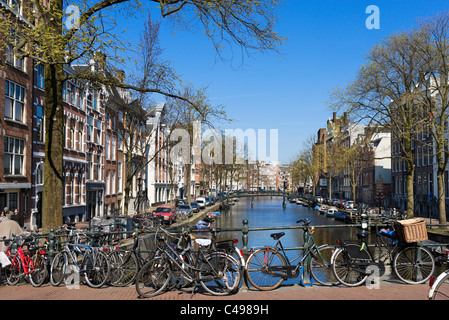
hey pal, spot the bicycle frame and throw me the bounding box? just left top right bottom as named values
left=251, top=222, right=327, bottom=280
left=7, top=245, right=34, bottom=275
left=335, top=224, right=403, bottom=277
left=155, top=231, right=227, bottom=284
left=64, top=242, right=97, bottom=273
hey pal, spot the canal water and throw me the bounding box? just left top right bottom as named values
left=214, top=197, right=368, bottom=254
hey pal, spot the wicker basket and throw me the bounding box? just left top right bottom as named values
left=394, top=218, right=428, bottom=243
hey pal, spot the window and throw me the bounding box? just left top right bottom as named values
left=77, top=122, right=84, bottom=151
left=88, top=117, right=93, bottom=142
left=6, top=29, right=24, bottom=70
left=36, top=63, right=45, bottom=88
left=67, top=118, right=75, bottom=149
left=70, top=83, right=76, bottom=105
left=95, top=155, right=101, bottom=180
left=93, top=90, right=98, bottom=110
left=105, top=134, right=110, bottom=159
left=111, top=136, right=116, bottom=160
left=36, top=162, right=44, bottom=185
left=96, top=120, right=101, bottom=144
left=62, top=81, right=68, bottom=102
left=6, top=0, right=21, bottom=13
left=5, top=80, right=25, bottom=123
left=117, top=162, right=122, bottom=193
left=78, top=87, right=85, bottom=110
left=8, top=193, right=18, bottom=211
left=4, top=136, right=25, bottom=176
left=36, top=105, right=44, bottom=142
left=78, top=171, right=84, bottom=204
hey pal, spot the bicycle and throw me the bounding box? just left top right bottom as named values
left=331, top=218, right=435, bottom=287
left=103, top=228, right=156, bottom=287
left=49, top=225, right=110, bottom=288
left=3, top=233, right=48, bottom=287
left=428, top=250, right=449, bottom=300
left=244, top=219, right=338, bottom=290
left=132, top=212, right=160, bottom=230
left=135, top=226, right=241, bottom=298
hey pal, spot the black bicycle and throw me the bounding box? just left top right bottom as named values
left=135, top=226, right=241, bottom=298
left=332, top=219, right=435, bottom=286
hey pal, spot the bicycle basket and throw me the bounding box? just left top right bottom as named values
left=394, top=218, right=428, bottom=243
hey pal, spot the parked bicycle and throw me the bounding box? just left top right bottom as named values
left=3, top=233, right=48, bottom=287
left=49, top=225, right=110, bottom=288
left=244, top=219, right=338, bottom=290
left=428, top=250, right=449, bottom=300
left=132, top=212, right=160, bottom=230
left=102, top=228, right=156, bottom=287
left=332, top=218, right=435, bottom=287
left=135, top=226, right=241, bottom=298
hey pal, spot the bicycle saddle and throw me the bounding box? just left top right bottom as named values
left=270, top=232, right=285, bottom=240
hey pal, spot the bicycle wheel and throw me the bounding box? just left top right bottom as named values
left=309, top=245, right=339, bottom=286
left=5, top=255, right=21, bottom=285
left=142, top=218, right=154, bottom=229
left=332, top=245, right=371, bottom=287
left=393, top=245, right=435, bottom=284
left=50, top=251, right=69, bottom=286
left=245, top=247, right=287, bottom=290
left=199, top=252, right=241, bottom=295
left=110, top=250, right=139, bottom=287
left=135, top=256, right=171, bottom=298
left=84, top=251, right=110, bottom=288
left=29, top=253, right=48, bottom=287
left=430, top=271, right=449, bottom=300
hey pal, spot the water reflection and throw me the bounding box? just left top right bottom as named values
left=214, top=197, right=372, bottom=253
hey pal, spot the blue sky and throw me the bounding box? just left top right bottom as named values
left=114, top=0, right=449, bottom=164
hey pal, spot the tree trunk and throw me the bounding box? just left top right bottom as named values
left=42, top=63, right=64, bottom=233
left=406, top=168, right=415, bottom=219
left=437, top=167, right=447, bottom=226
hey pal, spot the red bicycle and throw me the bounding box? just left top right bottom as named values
left=3, top=233, right=48, bottom=287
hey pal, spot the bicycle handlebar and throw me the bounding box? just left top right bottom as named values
left=296, top=219, right=311, bottom=226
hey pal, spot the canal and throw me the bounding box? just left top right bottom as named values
left=214, top=196, right=367, bottom=252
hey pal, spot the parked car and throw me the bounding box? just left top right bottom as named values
left=176, top=205, right=193, bottom=218
left=345, top=201, right=354, bottom=209
left=153, top=206, right=176, bottom=224
left=196, top=197, right=206, bottom=209
left=190, top=202, right=200, bottom=213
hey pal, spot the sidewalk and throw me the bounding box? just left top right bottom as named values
left=0, top=281, right=431, bottom=301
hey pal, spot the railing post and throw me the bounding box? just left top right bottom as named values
left=242, top=219, right=249, bottom=259
left=48, top=229, right=55, bottom=264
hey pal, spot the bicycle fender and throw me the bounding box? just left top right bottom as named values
left=428, top=270, right=449, bottom=299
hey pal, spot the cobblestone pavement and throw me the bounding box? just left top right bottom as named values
left=0, top=280, right=430, bottom=301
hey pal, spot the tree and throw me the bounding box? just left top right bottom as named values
left=343, top=134, right=371, bottom=205
left=329, top=29, right=428, bottom=218
left=413, top=12, right=449, bottom=225
left=0, top=0, right=284, bottom=231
